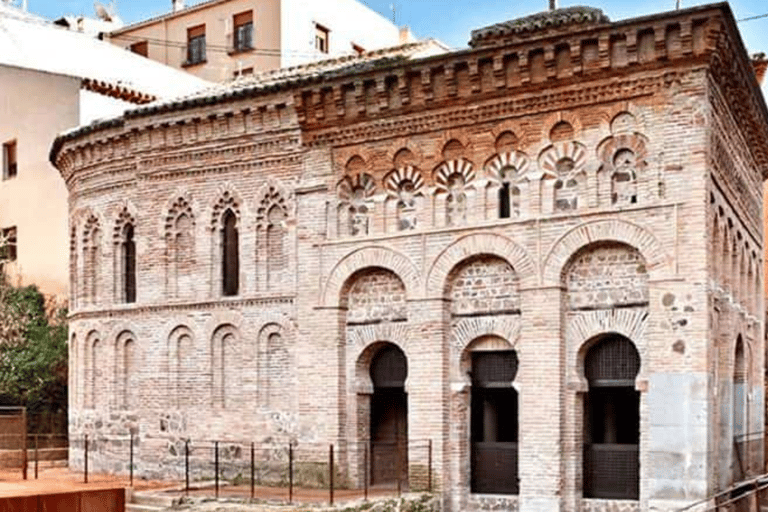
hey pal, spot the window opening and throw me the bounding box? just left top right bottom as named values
left=498, top=182, right=511, bottom=219
left=186, top=25, right=206, bottom=65
left=0, top=226, right=17, bottom=262
left=583, top=336, right=640, bottom=500
left=122, top=224, right=136, bottom=303
left=315, top=23, right=329, bottom=53
left=3, top=140, right=17, bottom=180
left=221, top=210, right=239, bottom=296
left=232, top=11, right=253, bottom=52
left=470, top=350, right=519, bottom=494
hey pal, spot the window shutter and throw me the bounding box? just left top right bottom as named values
left=233, top=10, right=252, bottom=26
left=187, top=24, right=205, bottom=39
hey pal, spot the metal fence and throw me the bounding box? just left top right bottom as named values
left=78, top=434, right=434, bottom=504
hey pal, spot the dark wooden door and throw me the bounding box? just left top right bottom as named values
left=370, top=389, right=407, bottom=486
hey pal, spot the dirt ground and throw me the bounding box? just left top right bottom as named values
left=0, top=466, right=170, bottom=497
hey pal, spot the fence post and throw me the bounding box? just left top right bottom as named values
left=34, top=434, right=38, bottom=480
left=84, top=434, right=89, bottom=484
left=21, top=408, right=27, bottom=480
left=288, top=443, right=294, bottom=504
left=214, top=441, right=219, bottom=499
left=185, top=440, right=189, bottom=495
left=428, top=439, right=432, bottom=493
left=250, top=442, right=255, bottom=500
left=363, top=443, right=368, bottom=501
left=129, top=433, right=134, bottom=487
left=329, top=444, right=334, bottom=505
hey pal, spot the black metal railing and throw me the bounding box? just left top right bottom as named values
left=471, top=441, right=518, bottom=494
left=583, top=443, right=639, bottom=500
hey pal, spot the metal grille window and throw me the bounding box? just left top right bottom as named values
left=221, top=210, right=239, bottom=296
left=3, top=140, right=17, bottom=180
left=471, top=350, right=518, bottom=494
left=186, top=25, right=206, bottom=66
left=583, top=336, right=640, bottom=500
left=232, top=11, right=253, bottom=52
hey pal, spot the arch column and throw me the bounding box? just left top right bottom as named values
left=518, top=286, right=564, bottom=512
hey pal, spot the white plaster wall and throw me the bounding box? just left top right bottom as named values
left=280, top=0, right=401, bottom=68
left=0, top=65, right=79, bottom=298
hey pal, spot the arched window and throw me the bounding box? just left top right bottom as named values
left=583, top=336, right=640, bottom=500
left=611, top=149, right=638, bottom=206
left=446, top=173, right=467, bottom=226
left=122, top=224, right=136, bottom=303
left=498, top=182, right=511, bottom=218
left=470, top=348, right=519, bottom=494
left=221, top=209, right=239, bottom=296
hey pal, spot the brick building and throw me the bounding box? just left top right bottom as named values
left=51, top=3, right=767, bottom=512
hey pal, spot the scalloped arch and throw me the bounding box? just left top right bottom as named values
left=542, top=219, right=672, bottom=285
left=322, top=246, right=421, bottom=307
left=426, top=233, right=537, bottom=296
left=484, top=151, right=531, bottom=182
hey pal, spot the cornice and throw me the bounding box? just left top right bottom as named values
left=69, top=295, right=296, bottom=322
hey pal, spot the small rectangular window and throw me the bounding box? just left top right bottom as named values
left=129, top=41, right=148, bottom=57
left=0, top=227, right=17, bottom=262
left=232, top=10, right=253, bottom=52
left=233, top=67, right=253, bottom=78
left=3, top=140, right=17, bottom=180
left=185, top=25, right=206, bottom=66
left=315, top=23, right=329, bottom=54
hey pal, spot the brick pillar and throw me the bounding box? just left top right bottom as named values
left=405, top=298, right=448, bottom=493
left=519, top=286, right=563, bottom=512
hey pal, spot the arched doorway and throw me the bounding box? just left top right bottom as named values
left=583, top=335, right=640, bottom=500
left=370, top=344, right=408, bottom=486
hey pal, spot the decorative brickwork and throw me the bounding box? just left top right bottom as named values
left=53, top=4, right=767, bottom=512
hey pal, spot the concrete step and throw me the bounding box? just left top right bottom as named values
left=126, top=504, right=165, bottom=512
left=130, top=491, right=178, bottom=508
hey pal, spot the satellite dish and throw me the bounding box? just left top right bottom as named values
left=94, top=1, right=112, bottom=21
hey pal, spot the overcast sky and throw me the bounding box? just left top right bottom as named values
left=22, top=0, right=768, bottom=52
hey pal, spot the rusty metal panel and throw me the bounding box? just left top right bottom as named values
left=0, top=488, right=125, bottom=512
left=38, top=492, right=80, bottom=512
left=3, top=496, right=37, bottom=512
left=79, top=489, right=125, bottom=512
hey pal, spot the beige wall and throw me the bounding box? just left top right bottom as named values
left=0, top=65, right=79, bottom=298
left=109, top=0, right=281, bottom=83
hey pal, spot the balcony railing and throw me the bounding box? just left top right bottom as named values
left=471, top=441, right=518, bottom=494
left=583, top=443, right=639, bottom=500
